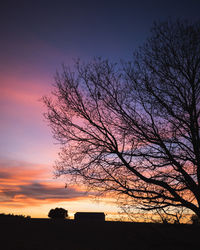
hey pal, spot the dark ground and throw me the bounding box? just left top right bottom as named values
left=0, top=218, right=199, bottom=250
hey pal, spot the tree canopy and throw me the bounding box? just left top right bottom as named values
left=48, top=208, right=68, bottom=219
left=44, top=19, right=200, bottom=218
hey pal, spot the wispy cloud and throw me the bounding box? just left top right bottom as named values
left=0, top=158, right=90, bottom=207
left=2, top=182, right=86, bottom=201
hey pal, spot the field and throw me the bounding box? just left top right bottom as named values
left=0, top=218, right=199, bottom=250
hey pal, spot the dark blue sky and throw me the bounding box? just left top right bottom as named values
left=1, top=0, right=200, bottom=64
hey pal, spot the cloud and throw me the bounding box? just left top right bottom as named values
left=3, top=182, right=87, bottom=201
left=0, top=171, right=11, bottom=179
left=0, top=158, right=90, bottom=207
left=0, top=158, right=50, bottom=181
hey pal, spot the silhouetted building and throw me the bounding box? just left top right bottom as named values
left=74, top=212, right=105, bottom=222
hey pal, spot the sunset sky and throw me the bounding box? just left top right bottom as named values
left=0, top=0, right=200, bottom=219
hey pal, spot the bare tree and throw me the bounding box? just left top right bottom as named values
left=118, top=201, right=188, bottom=224
left=154, top=207, right=187, bottom=224
left=43, top=20, right=200, bottom=219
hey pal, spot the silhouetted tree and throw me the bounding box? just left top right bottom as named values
left=154, top=207, right=186, bottom=224
left=48, top=208, right=68, bottom=219
left=43, top=19, right=200, bottom=219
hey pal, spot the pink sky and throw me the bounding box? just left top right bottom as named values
left=0, top=69, right=119, bottom=218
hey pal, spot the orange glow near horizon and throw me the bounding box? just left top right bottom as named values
left=0, top=156, right=120, bottom=219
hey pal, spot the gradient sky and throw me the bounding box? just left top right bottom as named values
left=0, top=0, right=200, bottom=219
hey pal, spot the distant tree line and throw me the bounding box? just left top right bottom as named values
left=0, top=213, right=31, bottom=219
